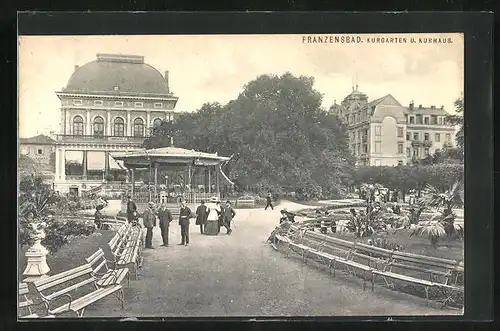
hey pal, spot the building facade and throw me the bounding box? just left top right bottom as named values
left=19, top=134, right=56, bottom=165
left=54, top=53, right=179, bottom=195
left=330, top=86, right=456, bottom=166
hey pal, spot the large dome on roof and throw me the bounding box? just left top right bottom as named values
left=64, top=54, right=171, bottom=96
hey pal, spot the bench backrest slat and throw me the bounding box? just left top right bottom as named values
left=19, top=282, right=30, bottom=295
left=44, top=277, right=95, bottom=301
left=35, top=264, right=94, bottom=290
left=392, top=251, right=457, bottom=269
left=86, top=248, right=104, bottom=266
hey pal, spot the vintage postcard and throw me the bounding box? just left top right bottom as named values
left=18, top=33, right=464, bottom=318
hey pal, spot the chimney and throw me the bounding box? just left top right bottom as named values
left=441, top=105, right=444, bottom=109
left=419, top=104, right=422, bottom=109
left=164, top=70, right=170, bottom=93
left=409, top=101, right=414, bottom=110
left=74, top=65, right=79, bottom=71
left=431, top=105, right=435, bottom=109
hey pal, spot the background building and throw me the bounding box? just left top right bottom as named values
left=330, top=86, right=456, bottom=166
left=19, top=134, right=55, bottom=165
left=54, top=53, right=179, bottom=195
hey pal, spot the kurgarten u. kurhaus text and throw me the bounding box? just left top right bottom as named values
left=302, top=35, right=453, bottom=44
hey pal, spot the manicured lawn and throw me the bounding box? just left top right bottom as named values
left=18, top=229, right=116, bottom=279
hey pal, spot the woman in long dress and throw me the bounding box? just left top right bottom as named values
left=204, top=197, right=221, bottom=235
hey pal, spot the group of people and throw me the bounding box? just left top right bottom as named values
left=195, top=197, right=236, bottom=236
left=125, top=195, right=236, bottom=249
left=359, top=185, right=400, bottom=204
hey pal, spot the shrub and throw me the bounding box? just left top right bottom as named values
left=42, top=218, right=96, bottom=254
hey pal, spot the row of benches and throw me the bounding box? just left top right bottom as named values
left=273, top=225, right=464, bottom=307
left=19, top=221, right=144, bottom=318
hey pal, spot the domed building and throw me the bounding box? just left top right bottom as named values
left=54, top=53, right=179, bottom=195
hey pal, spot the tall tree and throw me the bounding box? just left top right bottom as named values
left=446, top=95, right=464, bottom=157
left=144, top=73, right=354, bottom=198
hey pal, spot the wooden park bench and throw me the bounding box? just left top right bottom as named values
left=86, top=248, right=130, bottom=287
left=236, top=198, right=256, bottom=208
left=108, top=226, right=143, bottom=280
left=372, top=251, right=464, bottom=306
left=18, top=282, right=54, bottom=318
left=25, top=264, right=124, bottom=317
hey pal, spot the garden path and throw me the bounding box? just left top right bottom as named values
left=84, top=200, right=456, bottom=317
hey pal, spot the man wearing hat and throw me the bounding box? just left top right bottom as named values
left=158, top=202, right=173, bottom=247
left=222, top=200, right=236, bottom=235
left=126, top=195, right=137, bottom=223
left=178, top=200, right=193, bottom=246
left=143, top=202, right=157, bottom=249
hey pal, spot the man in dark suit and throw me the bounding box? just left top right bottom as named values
left=265, top=193, right=274, bottom=210
left=222, top=201, right=236, bottom=235
left=195, top=200, right=208, bottom=234
left=143, top=202, right=156, bottom=249
left=126, top=196, right=137, bottom=223
left=178, top=200, right=193, bottom=246
left=158, top=202, right=173, bottom=247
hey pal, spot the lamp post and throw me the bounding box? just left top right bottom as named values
left=165, top=175, right=168, bottom=203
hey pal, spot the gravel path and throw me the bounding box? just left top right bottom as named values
left=85, top=202, right=458, bottom=317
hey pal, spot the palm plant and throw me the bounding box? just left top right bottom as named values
left=411, top=181, right=464, bottom=245
left=347, top=209, right=386, bottom=238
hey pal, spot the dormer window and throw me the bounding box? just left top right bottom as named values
left=73, top=100, right=83, bottom=106
left=113, top=86, right=119, bottom=91
left=134, top=102, right=144, bottom=108
left=154, top=103, right=163, bottom=109
left=115, top=101, right=123, bottom=107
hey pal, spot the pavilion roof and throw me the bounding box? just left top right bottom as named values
left=110, top=146, right=231, bottom=164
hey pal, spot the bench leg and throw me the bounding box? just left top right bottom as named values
left=77, top=308, right=86, bottom=318
left=362, top=271, right=366, bottom=291
left=372, top=274, right=376, bottom=292
left=111, top=289, right=125, bottom=310
left=332, top=260, right=337, bottom=279
left=127, top=272, right=130, bottom=288
left=424, top=286, right=430, bottom=307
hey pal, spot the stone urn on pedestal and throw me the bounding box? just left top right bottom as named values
left=22, top=219, right=50, bottom=282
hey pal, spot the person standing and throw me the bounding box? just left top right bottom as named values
left=265, top=193, right=274, bottom=210
left=217, top=201, right=225, bottom=233
left=94, top=205, right=103, bottom=229
left=126, top=196, right=137, bottom=223
left=143, top=202, right=156, bottom=249
left=222, top=201, right=236, bottom=235
left=178, top=200, right=193, bottom=246
left=195, top=200, right=209, bottom=234
left=158, top=202, right=173, bottom=247
left=204, top=197, right=221, bottom=235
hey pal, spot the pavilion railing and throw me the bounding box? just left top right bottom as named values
left=124, top=190, right=220, bottom=204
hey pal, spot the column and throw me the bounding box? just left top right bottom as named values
left=131, top=167, right=135, bottom=196
left=63, top=109, right=67, bottom=134
left=154, top=163, right=158, bottom=199
left=60, top=149, right=66, bottom=180
left=215, top=165, right=220, bottom=198
left=82, top=151, right=87, bottom=177
left=86, top=109, right=91, bottom=135
left=55, top=149, right=61, bottom=180
left=208, top=166, right=211, bottom=193
left=107, top=110, right=111, bottom=136
left=127, top=111, right=131, bottom=136
left=147, top=111, right=151, bottom=133
left=104, top=151, right=110, bottom=177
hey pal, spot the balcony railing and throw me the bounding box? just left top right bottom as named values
left=411, top=140, right=432, bottom=147
left=57, top=134, right=146, bottom=143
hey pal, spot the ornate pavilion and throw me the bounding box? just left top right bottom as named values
left=111, top=146, right=234, bottom=211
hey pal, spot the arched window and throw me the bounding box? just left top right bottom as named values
left=113, top=117, right=125, bottom=137
left=73, top=116, right=84, bottom=136
left=93, top=116, right=104, bottom=137
left=133, top=118, right=144, bottom=137
left=153, top=118, right=162, bottom=127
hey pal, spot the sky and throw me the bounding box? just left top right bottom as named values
left=18, top=33, right=463, bottom=139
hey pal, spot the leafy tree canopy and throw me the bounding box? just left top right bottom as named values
left=144, top=73, right=354, bottom=198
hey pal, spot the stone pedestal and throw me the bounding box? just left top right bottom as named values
left=22, top=229, right=50, bottom=282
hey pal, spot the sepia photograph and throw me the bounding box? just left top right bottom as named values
left=17, top=33, right=465, bottom=319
